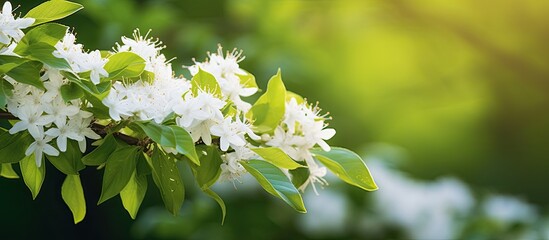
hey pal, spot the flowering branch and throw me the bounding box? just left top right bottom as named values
left=0, top=0, right=377, bottom=224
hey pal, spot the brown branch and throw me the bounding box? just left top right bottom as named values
left=0, top=110, right=143, bottom=147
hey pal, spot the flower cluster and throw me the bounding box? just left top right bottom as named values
left=0, top=2, right=34, bottom=47
left=6, top=68, right=100, bottom=166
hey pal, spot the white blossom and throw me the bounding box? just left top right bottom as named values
left=25, top=134, right=59, bottom=167
left=0, top=2, right=34, bottom=45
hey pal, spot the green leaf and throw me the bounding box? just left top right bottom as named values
left=47, top=140, right=84, bottom=175
left=21, top=43, right=71, bottom=69
left=136, top=122, right=199, bottom=165
left=81, top=134, right=118, bottom=166
left=136, top=151, right=151, bottom=176
left=147, top=148, right=185, bottom=216
left=60, top=82, right=85, bottom=102
left=5, top=61, right=45, bottom=90
left=289, top=167, right=309, bottom=189
left=25, top=1, right=83, bottom=26
left=237, top=70, right=258, bottom=89
left=104, top=52, right=146, bottom=80
left=191, top=68, right=221, bottom=97
left=0, top=55, right=27, bottom=74
left=203, top=188, right=226, bottom=225
left=241, top=160, right=306, bottom=213
left=98, top=145, right=139, bottom=204
left=0, top=163, right=19, bottom=179
left=192, top=146, right=222, bottom=189
left=14, top=23, right=68, bottom=52
left=0, top=79, right=13, bottom=109
left=286, top=91, right=305, bottom=104
left=247, top=69, right=286, bottom=133
left=61, top=174, right=86, bottom=224
left=0, top=131, right=33, bottom=164
left=20, top=154, right=46, bottom=199
left=252, top=147, right=303, bottom=170
left=311, top=147, right=378, bottom=191
left=120, top=170, right=148, bottom=219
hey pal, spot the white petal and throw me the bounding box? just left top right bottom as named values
left=317, top=140, right=331, bottom=152
left=9, top=121, right=28, bottom=134
left=57, top=137, right=67, bottom=152
left=3, top=2, right=12, bottom=15
left=35, top=151, right=43, bottom=167
left=220, top=137, right=229, bottom=151
left=78, top=140, right=86, bottom=153
left=43, top=144, right=60, bottom=156
left=25, top=142, right=37, bottom=156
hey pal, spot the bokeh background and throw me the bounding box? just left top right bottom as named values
left=2, top=0, right=549, bottom=239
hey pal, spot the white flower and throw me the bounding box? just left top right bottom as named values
left=102, top=86, right=130, bottom=121
left=44, top=120, right=84, bottom=152
left=9, top=105, right=54, bottom=138
left=25, top=134, right=59, bottom=167
left=188, top=120, right=216, bottom=145
left=0, top=2, right=34, bottom=44
left=43, top=97, right=80, bottom=127
left=210, top=117, right=246, bottom=151
left=82, top=50, right=108, bottom=84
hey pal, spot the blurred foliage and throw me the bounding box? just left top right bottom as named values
left=2, top=0, right=549, bottom=239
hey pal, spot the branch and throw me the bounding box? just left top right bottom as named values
left=0, top=110, right=142, bottom=146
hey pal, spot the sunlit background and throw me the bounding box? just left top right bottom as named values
left=2, top=0, right=549, bottom=239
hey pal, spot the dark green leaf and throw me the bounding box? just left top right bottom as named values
left=81, top=134, right=118, bottom=166
left=120, top=170, right=148, bottom=219
left=47, top=140, right=84, bottom=175
left=311, top=147, right=378, bottom=191
left=25, top=1, right=83, bottom=26
left=136, top=122, right=199, bottom=165
left=0, top=131, right=33, bottom=164
left=136, top=151, right=151, bottom=176
left=289, top=167, right=309, bottom=189
left=0, top=80, right=13, bottom=109
left=20, top=154, right=46, bottom=199
left=192, top=146, right=222, bottom=189
left=147, top=148, right=185, bottom=215
left=98, top=145, right=139, bottom=204
left=241, top=160, right=306, bottom=213
left=203, top=188, right=226, bottom=225
left=61, top=174, right=86, bottom=223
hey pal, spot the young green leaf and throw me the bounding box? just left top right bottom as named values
left=136, top=122, right=199, bottom=165
left=25, top=1, right=83, bottom=26
left=311, top=147, right=378, bottom=191
left=191, top=68, right=221, bottom=97
left=120, top=170, right=148, bottom=219
left=103, top=52, right=146, bottom=80
left=252, top=147, right=303, bottom=170
left=247, top=69, right=286, bottom=133
left=5, top=61, right=45, bottom=90
left=237, top=70, right=258, bottom=89
left=14, top=23, right=68, bottom=52
left=20, top=154, right=46, bottom=199
left=61, top=174, right=86, bottom=224
left=98, top=146, right=139, bottom=204
left=241, top=160, right=306, bottom=213
left=147, top=148, right=185, bottom=216
left=0, top=163, right=19, bottom=179
left=0, top=131, right=33, bottom=164
left=47, top=140, right=84, bottom=175
left=81, top=134, right=118, bottom=166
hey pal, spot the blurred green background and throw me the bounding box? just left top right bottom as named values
left=2, top=0, right=549, bottom=239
